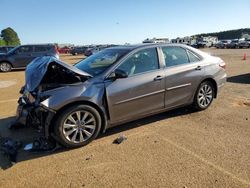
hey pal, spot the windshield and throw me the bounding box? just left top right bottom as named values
left=75, top=48, right=129, bottom=76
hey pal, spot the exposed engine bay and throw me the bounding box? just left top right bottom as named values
left=38, top=62, right=87, bottom=91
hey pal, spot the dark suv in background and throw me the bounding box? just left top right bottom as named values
left=227, top=39, right=239, bottom=48
left=70, top=47, right=88, bottom=55
left=239, top=40, right=250, bottom=48
left=0, top=44, right=59, bottom=72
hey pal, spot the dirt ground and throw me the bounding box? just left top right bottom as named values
left=0, top=49, right=250, bottom=187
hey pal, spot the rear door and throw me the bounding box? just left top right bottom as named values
left=12, top=46, right=34, bottom=67
left=161, top=46, right=205, bottom=108
left=105, top=47, right=165, bottom=124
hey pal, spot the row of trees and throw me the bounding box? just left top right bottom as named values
left=194, top=28, right=250, bottom=40
left=0, top=27, right=21, bottom=46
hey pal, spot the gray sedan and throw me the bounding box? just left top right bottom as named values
left=14, top=44, right=226, bottom=148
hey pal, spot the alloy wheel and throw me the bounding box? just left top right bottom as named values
left=62, top=110, right=96, bottom=143
left=0, top=63, right=11, bottom=72
left=197, top=84, right=213, bottom=108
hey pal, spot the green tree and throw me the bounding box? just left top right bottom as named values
left=0, top=38, right=5, bottom=46
left=193, top=28, right=250, bottom=40
left=1, top=27, right=21, bottom=46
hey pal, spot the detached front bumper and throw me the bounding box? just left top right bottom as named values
left=13, top=96, right=56, bottom=138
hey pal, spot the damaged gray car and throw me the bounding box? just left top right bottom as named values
left=14, top=44, right=226, bottom=148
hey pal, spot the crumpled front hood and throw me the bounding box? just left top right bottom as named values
left=25, top=56, right=92, bottom=92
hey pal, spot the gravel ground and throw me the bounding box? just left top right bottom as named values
left=0, top=49, right=250, bottom=188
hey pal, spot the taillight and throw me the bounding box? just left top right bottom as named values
left=219, top=61, right=226, bottom=69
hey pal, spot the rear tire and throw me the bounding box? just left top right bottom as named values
left=0, top=62, right=12, bottom=72
left=193, top=81, right=214, bottom=111
left=54, top=104, right=102, bottom=148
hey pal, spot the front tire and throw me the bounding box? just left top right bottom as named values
left=54, top=104, right=102, bottom=148
left=0, top=62, right=12, bottom=72
left=193, top=81, right=214, bottom=111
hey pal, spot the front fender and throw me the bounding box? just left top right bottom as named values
left=40, top=82, right=105, bottom=111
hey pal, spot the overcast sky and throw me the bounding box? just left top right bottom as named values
left=1, top=0, right=250, bottom=45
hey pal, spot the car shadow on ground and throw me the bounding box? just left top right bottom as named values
left=0, top=106, right=197, bottom=170
left=227, top=73, right=250, bottom=84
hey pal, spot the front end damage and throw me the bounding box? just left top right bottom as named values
left=12, top=56, right=93, bottom=141
left=14, top=92, right=56, bottom=138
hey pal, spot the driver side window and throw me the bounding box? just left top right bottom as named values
left=117, top=48, right=159, bottom=76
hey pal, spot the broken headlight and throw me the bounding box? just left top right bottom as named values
left=39, top=95, right=51, bottom=108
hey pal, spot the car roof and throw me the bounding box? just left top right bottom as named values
left=108, top=43, right=191, bottom=51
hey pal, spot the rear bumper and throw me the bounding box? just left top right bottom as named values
left=217, top=72, right=227, bottom=94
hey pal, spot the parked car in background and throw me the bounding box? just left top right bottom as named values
left=84, top=46, right=111, bottom=56
left=14, top=43, right=226, bottom=148
left=0, top=44, right=59, bottom=72
left=191, top=42, right=206, bottom=49
left=70, top=47, right=88, bottom=55
left=0, top=46, right=15, bottom=54
left=239, top=40, right=250, bottom=48
left=58, top=46, right=71, bottom=54
left=227, top=39, right=239, bottom=48
left=216, top=40, right=230, bottom=48
left=84, top=47, right=100, bottom=56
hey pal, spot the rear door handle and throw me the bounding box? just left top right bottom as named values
left=195, top=66, right=202, bottom=70
left=154, top=75, right=164, bottom=81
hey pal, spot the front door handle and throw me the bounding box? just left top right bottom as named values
left=195, top=66, right=202, bottom=70
left=154, top=75, right=164, bottom=81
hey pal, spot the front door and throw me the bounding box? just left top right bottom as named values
left=12, top=46, right=34, bottom=67
left=105, top=47, right=165, bottom=124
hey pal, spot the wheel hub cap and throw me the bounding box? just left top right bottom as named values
left=62, top=110, right=96, bottom=143
left=0, top=63, right=10, bottom=72
left=198, top=84, right=213, bottom=108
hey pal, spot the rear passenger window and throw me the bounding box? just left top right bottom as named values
left=162, top=47, right=189, bottom=67
left=187, top=50, right=201, bottom=62
left=34, top=46, right=49, bottom=52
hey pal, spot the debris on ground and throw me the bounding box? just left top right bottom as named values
left=113, top=135, right=127, bottom=144
left=0, top=137, right=22, bottom=163
left=85, top=157, right=91, bottom=161
left=24, top=137, right=57, bottom=153
left=85, top=154, right=93, bottom=161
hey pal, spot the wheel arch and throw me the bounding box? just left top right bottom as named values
left=48, top=100, right=108, bottom=137
left=0, top=60, right=13, bottom=67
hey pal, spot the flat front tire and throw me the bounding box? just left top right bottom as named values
left=193, top=81, right=214, bottom=111
left=54, top=104, right=102, bottom=148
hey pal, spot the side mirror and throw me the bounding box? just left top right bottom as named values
left=110, top=69, right=128, bottom=80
